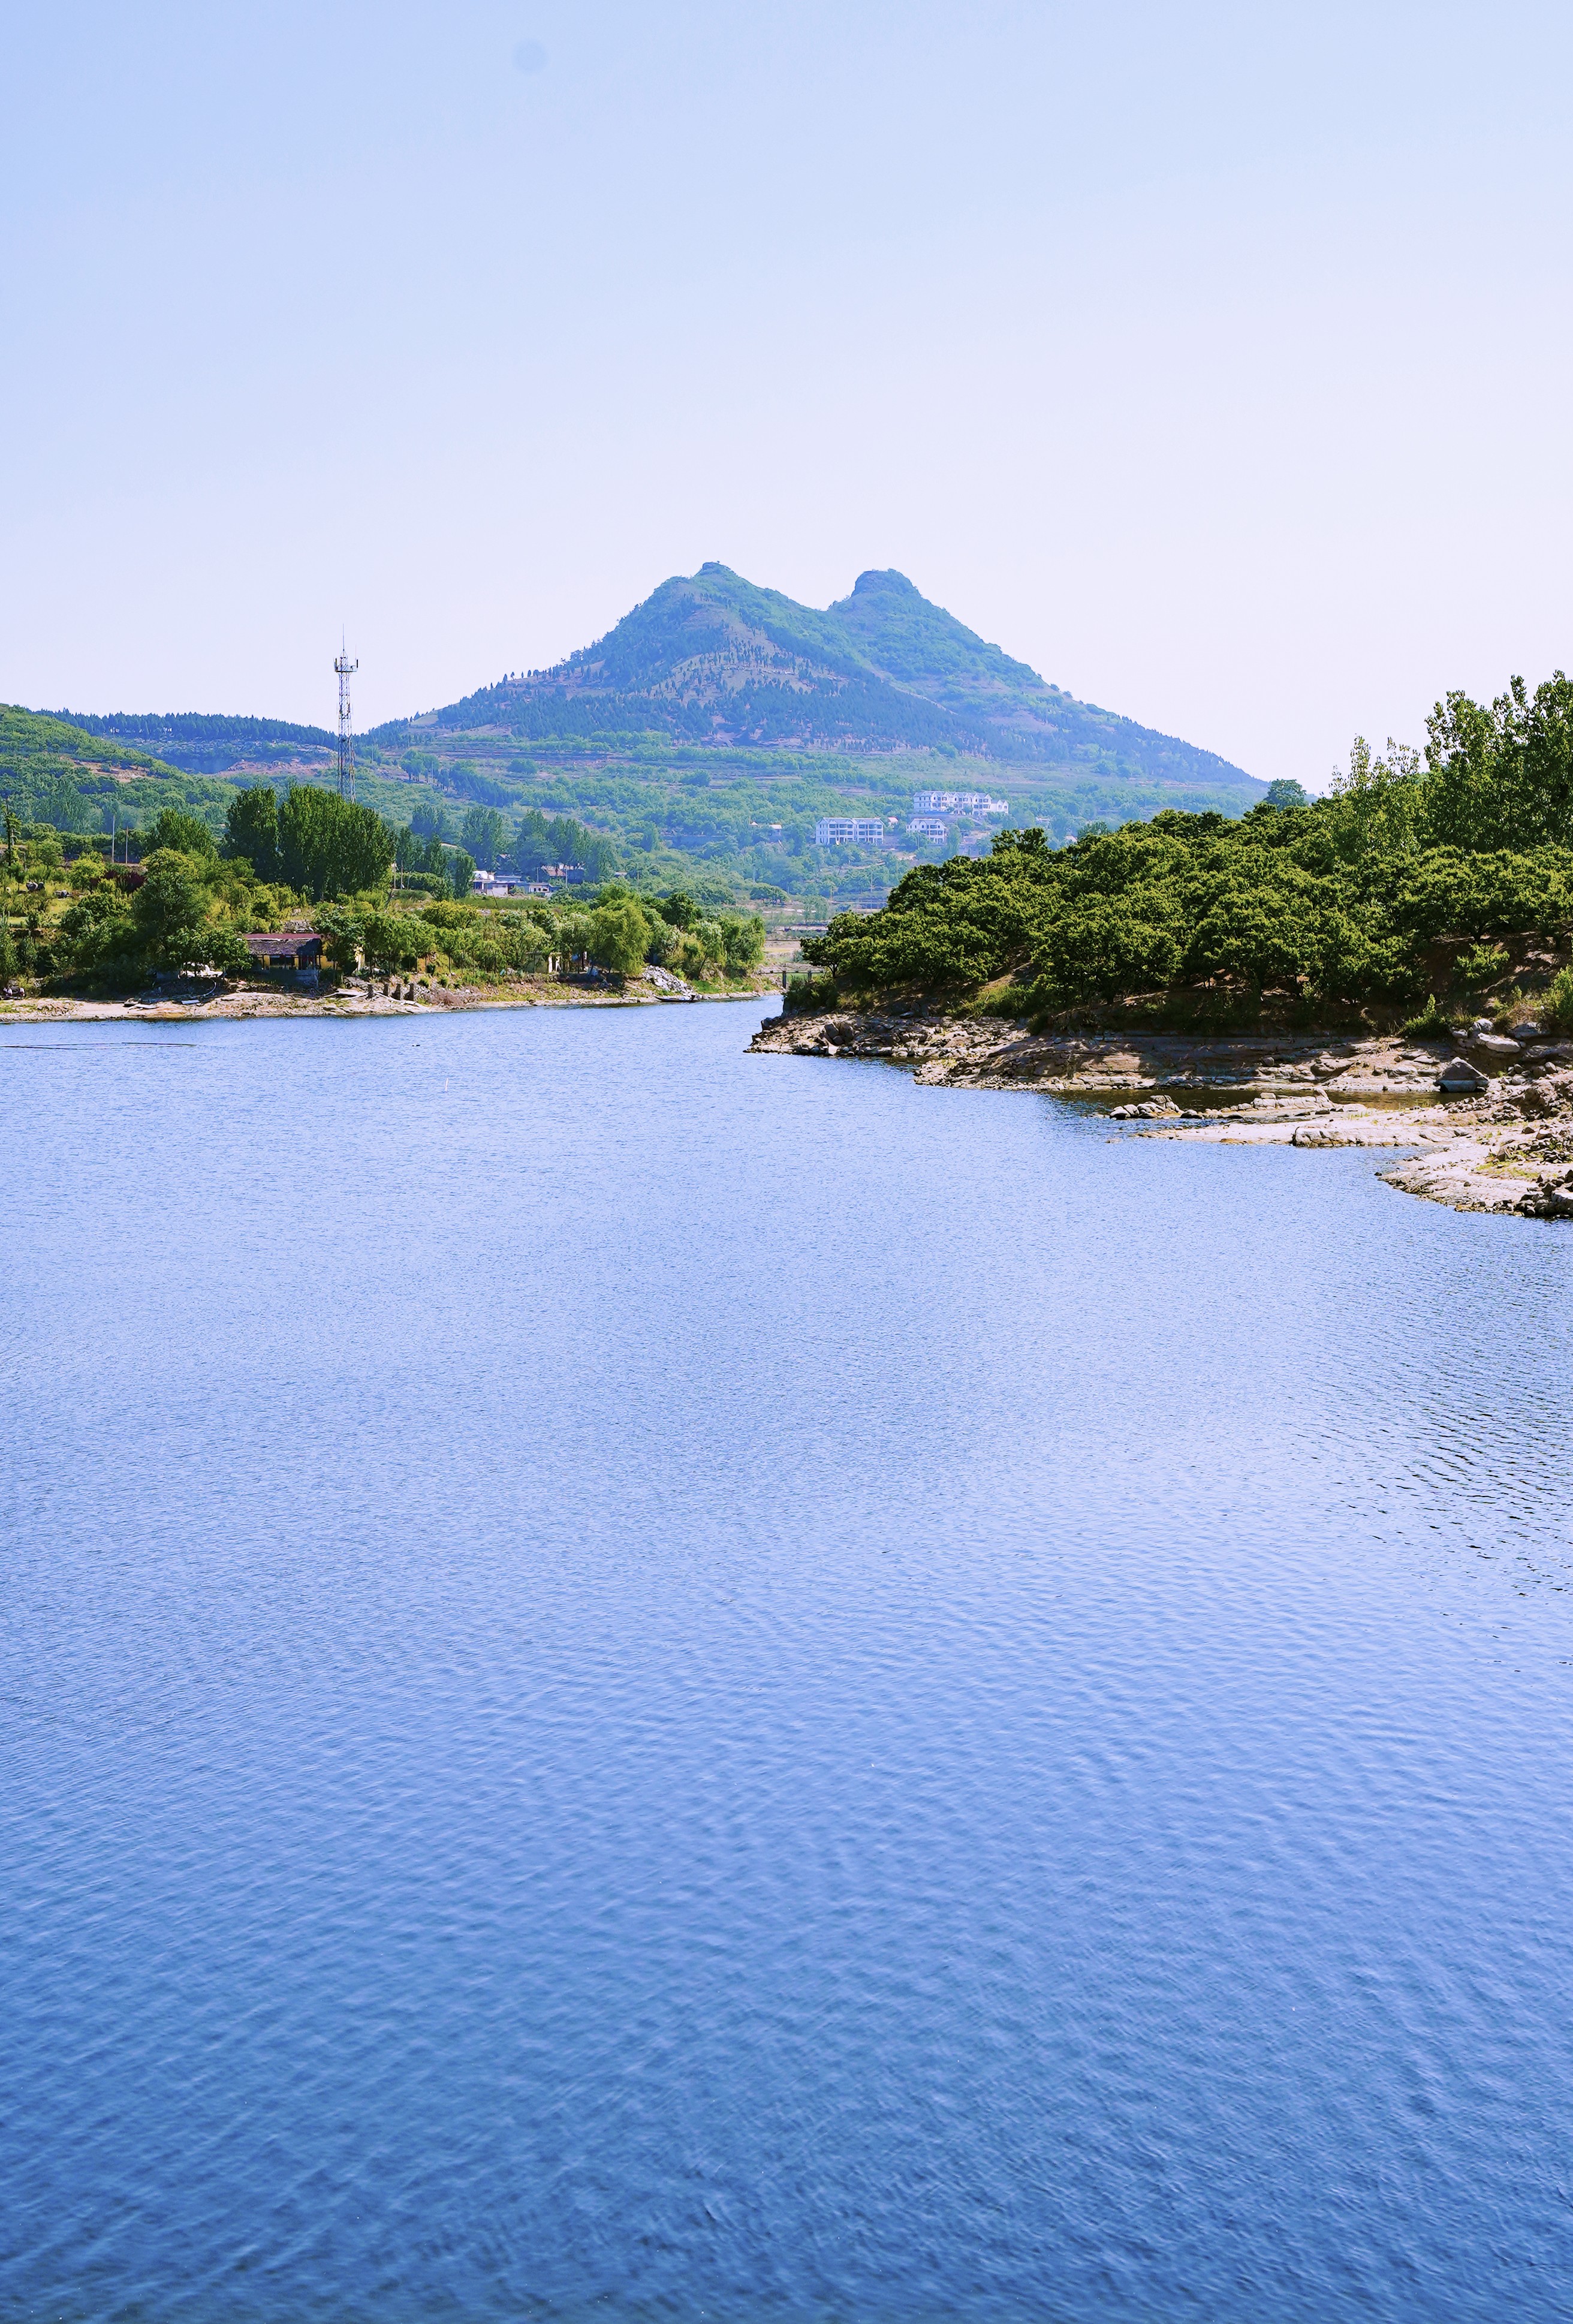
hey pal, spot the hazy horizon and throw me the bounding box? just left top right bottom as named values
left=6, top=0, right=1571, bottom=787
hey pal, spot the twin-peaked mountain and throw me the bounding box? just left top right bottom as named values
left=408, top=564, right=1258, bottom=794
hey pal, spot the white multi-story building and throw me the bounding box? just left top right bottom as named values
left=907, top=815, right=950, bottom=841
left=911, top=790, right=1011, bottom=816
left=814, top=818, right=885, bottom=847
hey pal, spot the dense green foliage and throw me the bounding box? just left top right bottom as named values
left=802, top=676, right=1573, bottom=1015
left=37, top=845, right=295, bottom=985
left=221, top=784, right=394, bottom=899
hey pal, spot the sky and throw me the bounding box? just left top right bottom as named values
left=4, top=0, right=1572, bottom=785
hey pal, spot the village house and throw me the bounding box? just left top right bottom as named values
left=243, top=932, right=327, bottom=978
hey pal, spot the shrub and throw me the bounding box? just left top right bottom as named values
left=784, top=971, right=836, bottom=1012
left=1455, top=941, right=1510, bottom=989
left=1544, top=965, right=1573, bottom=1032
left=1403, top=995, right=1454, bottom=1038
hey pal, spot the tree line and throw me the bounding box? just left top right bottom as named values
left=801, top=673, right=1573, bottom=1021
left=4, top=794, right=766, bottom=993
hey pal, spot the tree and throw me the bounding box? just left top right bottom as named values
left=448, top=848, right=477, bottom=899
left=225, top=785, right=280, bottom=880
left=55, top=884, right=141, bottom=982
left=1264, top=779, right=1312, bottom=812
left=516, top=807, right=551, bottom=870
left=718, top=911, right=765, bottom=972
left=588, top=896, right=653, bottom=975
left=1034, top=896, right=1182, bottom=1001
left=145, top=806, right=218, bottom=857
left=460, top=805, right=508, bottom=871
left=361, top=912, right=421, bottom=974
left=166, top=924, right=252, bottom=977
left=130, top=850, right=208, bottom=956
left=316, top=907, right=366, bottom=970
left=555, top=908, right=593, bottom=973
left=278, top=786, right=394, bottom=899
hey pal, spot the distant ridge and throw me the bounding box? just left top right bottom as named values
left=381, top=564, right=1258, bottom=795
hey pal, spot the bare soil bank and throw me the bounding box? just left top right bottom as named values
left=750, top=1009, right=1573, bottom=1220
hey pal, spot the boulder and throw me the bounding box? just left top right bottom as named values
left=1109, top=1097, right=1182, bottom=1120
left=1438, top=1058, right=1490, bottom=1091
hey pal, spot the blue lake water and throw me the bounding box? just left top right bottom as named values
left=4, top=998, right=1573, bottom=2323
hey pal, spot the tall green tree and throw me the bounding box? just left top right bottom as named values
left=145, top=806, right=218, bottom=857
left=225, top=785, right=281, bottom=880
left=278, top=787, right=394, bottom=899
left=460, top=805, right=508, bottom=870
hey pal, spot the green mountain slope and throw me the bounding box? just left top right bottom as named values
left=827, top=570, right=1241, bottom=789
left=0, top=704, right=186, bottom=829
left=391, top=563, right=1256, bottom=794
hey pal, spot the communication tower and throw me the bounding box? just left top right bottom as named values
left=335, top=640, right=360, bottom=801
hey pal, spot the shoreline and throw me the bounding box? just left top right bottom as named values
left=749, top=1009, right=1573, bottom=1220
left=0, top=973, right=779, bottom=1025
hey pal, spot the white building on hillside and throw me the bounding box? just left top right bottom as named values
left=814, top=817, right=885, bottom=847
left=911, top=790, right=1011, bottom=816
left=908, top=815, right=950, bottom=841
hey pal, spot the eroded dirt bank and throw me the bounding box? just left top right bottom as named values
left=750, top=1009, right=1573, bottom=1218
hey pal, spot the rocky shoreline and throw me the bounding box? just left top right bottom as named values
left=749, top=1009, right=1573, bottom=1219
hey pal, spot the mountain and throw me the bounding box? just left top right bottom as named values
left=13, top=567, right=1260, bottom=910
left=396, top=564, right=1256, bottom=794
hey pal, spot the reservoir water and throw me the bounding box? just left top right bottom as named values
left=5, top=999, right=1573, bottom=2322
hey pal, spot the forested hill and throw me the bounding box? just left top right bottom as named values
left=387, top=564, right=1257, bottom=794
left=50, top=710, right=335, bottom=775
left=0, top=705, right=182, bottom=826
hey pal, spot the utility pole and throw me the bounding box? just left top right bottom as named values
left=335, top=640, right=360, bottom=802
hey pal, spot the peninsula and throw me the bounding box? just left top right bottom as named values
left=751, top=675, right=1573, bottom=1220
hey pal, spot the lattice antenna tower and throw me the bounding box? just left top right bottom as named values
left=335, top=637, right=360, bottom=801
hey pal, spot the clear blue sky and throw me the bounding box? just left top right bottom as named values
left=4, top=1, right=1571, bottom=784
